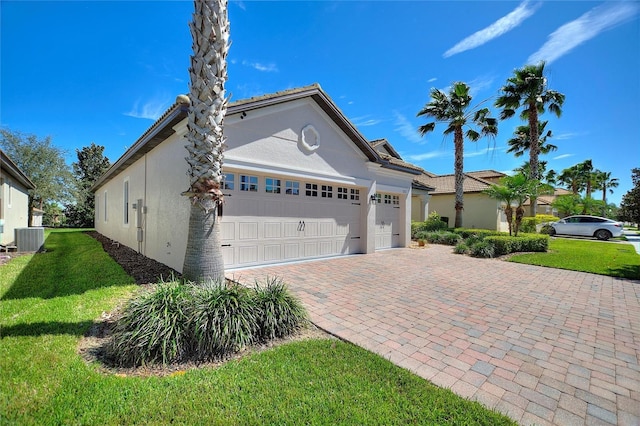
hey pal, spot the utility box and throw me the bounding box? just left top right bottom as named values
left=15, top=227, right=45, bottom=252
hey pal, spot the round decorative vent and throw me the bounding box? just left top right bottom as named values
left=300, top=125, right=320, bottom=152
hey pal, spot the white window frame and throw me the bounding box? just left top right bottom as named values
left=123, top=178, right=130, bottom=226
left=265, top=177, right=281, bottom=194
left=240, top=174, right=258, bottom=192
left=285, top=180, right=299, bottom=195
left=223, top=173, right=235, bottom=191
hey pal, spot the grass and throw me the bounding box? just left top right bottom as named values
left=1, top=229, right=515, bottom=425
left=508, top=237, right=640, bottom=279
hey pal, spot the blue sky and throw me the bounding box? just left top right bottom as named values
left=1, top=1, right=639, bottom=205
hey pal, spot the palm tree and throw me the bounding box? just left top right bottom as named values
left=182, top=0, right=230, bottom=283
left=483, top=179, right=518, bottom=236
left=506, top=121, right=557, bottom=158
left=595, top=170, right=619, bottom=215
left=495, top=62, right=565, bottom=216
left=578, top=159, right=595, bottom=199
left=558, top=164, right=584, bottom=195
left=514, top=160, right=556, bottom=185
left=417, top=82, right=498, bottom=228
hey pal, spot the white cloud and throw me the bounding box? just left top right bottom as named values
left=427, top=77, right=437, bottom=83
left=552, top=153, right=574, bottom=160
left=394, top=111, right=425, bottom=144
left=124, top=97, right=170, bottom=120
left=242, top=60, right=278, bottom=72
left=444, top=1, right=540, bottom=58
left=406, top=150, right=450, bottom=162
left=553, top=132, right=581, bottom=140
left=529, top=2, right=639, bottom=65
left=465, top=146, right=500, bottom=158
left=351, top=115, right=381, bottom=127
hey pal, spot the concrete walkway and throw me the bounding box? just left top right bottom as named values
left=229, top=245, right=640, bottom=425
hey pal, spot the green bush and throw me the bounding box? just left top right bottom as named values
left=411, top=212, right=448, bottom=238
left=484, top=234, right=549, bottom=256
left=190, top=282, right=259, bottom=360
left=253, top=277, right=308, bottom=341
left=440, top=232, right=462, bottom=246
left=520, top=214, right=559, bottom=233
left=539, top=224, right=555, bottom=235
left=108, top=281, right=192, bottom=366
left=453, top=242, right=468, bottom=254
left=453, top=228, right=505, bottom=239
left=108, top=279, right=308, bottom=367
left=469, top=240, right=495, bottom=258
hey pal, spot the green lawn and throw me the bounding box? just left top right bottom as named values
left=1, top=229, right=514, bottom=425
left=508, top=237, right=640, bottom=279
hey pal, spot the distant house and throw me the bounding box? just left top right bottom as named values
left=1, top=149, right=35, bottom=245
left=524, top=188, right=571, bottom=217
left=92, top=84, right=422, bottom=272
left=413, top=171, right=509, bottom=231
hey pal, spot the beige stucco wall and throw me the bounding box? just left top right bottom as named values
left=427, top=192, right=504, bottom=230
left=0, top=176, right=30, bottom=245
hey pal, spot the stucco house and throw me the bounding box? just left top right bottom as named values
left=92, top=84, right=422, bottom=272
left=413, top=171, right=509, bottom=231
left=1, top=149, right=35, bottom=246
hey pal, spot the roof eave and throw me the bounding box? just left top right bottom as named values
left=0, top=150, right=36, bottom=190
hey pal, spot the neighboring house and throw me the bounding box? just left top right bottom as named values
left=92, top=84, right=422, bottom=272
left=524, top=188, right=571, bottom=217
left=31, top=208, right=44, bottom=227
left=1, top=149, right=35, bottom=245
left=413, top=171, right=509, bottom=232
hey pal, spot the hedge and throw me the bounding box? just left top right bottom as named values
left=484, top=234, right=549, bottom=256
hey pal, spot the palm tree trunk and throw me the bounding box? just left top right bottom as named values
left=182, top=0, right=229, bottom=283
left=514, top=206, right=525, bottom=237
left=454, top=127, right=464, bottom=228
left=505, top=205, right=513, bottom=236
left=527, top=101, right=539, bottom=217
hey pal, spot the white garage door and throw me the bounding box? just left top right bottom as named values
left=220, top=173, right=363, bottom=268
left=375, top=193, right=401, bottom=249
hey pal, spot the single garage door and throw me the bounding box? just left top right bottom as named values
left=220, top=173, right=363, bottom=268
left=375, top=193, right=401, bottom=249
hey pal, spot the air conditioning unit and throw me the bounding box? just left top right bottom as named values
left=15, top=227, right=45, bottom=252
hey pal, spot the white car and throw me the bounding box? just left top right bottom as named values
left=549, top=215, right=624, bottom=241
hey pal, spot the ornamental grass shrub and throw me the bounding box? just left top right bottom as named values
left=253, top=277, right=308, bottom=341
left=108, top=278, right=308, bottom=367
left=520, top=214, right=558, bottom=234
left=469, top=240, right=495, bottom=258
left=411, top=212, right=448, bottom=238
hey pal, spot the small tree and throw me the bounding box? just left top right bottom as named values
left=619, top=168, right=640, bottom=228
left=65, top=143, right=111, bottom=227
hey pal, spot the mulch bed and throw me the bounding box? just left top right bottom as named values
left=86, top=231, right=181, bottom=285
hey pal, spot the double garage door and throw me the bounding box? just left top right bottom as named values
left=220, top=176, right=363, bottom=268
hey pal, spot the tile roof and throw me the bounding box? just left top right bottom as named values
left=414, top=173, right=494, bottom=194
left=465, top=170, right=507, bottom=179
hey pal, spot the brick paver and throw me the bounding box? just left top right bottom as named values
left=230, top=245, right=640, bottom=425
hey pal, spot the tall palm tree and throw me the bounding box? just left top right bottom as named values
left=182, top=0, right=230, bottom=283
left=495, top=62, right=565, bottom=216
left=595, top=170, right=619, bottom=215
left=578, top=159, right=595, bottom=199
left=514, top=160, right=556, bottom=185
left=506, top=120, right=557, bottom=158
left=417, top=82, right=498, bottom=228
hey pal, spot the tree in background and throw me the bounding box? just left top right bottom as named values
left=417, top=81, right=498, bottom=228
left=496, top=62, right=565, bottom=216
left=64, top=143, right=111, bottom=227
left=182, top=0, right=230, bottom=282
left=558, top=164, right=584, bottom=195
left=595, top=170, right=619, bottom=215
left=619, top=168, right=640, bottom=228
left=0, top=128, right=73, bottom=226
left=514, top=160, right=557, bottom=185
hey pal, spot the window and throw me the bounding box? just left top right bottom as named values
left=223, top=173, right=235, bottom=190
left=305, top=183, right=318, bottom=197
left=384, top=194, right=391, bottom=204
left=392, top=195, right=400, bottom=205
left=285, top=180, right=299, bottom=195
left=240, top=175, right=258, bottom=192
left=265, top=177, right=281, bottom=194
left=350, top=188, right=360, bottom=201
left=123, top=179, right=129, bottom=225
left=337, top=187, right=348, bottom=199
left=104, top=190, right=108, bottom=222
left=375, top=193, right=382, bottom=204
left=321, top=185, right=333, bottom=198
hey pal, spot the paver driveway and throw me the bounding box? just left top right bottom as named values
left=229, top=244, right=640, bottom=426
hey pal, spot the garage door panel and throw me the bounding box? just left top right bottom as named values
left=319, top=222, right=333, bottom=237
left=284, top=222, right=300, bottom=237
left=238, top=245, right=258, bottom=264
left=284, top=243, right=300, bottom=259
left=239, top=222, right=258, bottom=240
left=264, top=244, right=282, bottom=261
left=264, top=222, right=281, bottom=238
left=304, top=222, right=318, bottom=237
left=221, top=222, right=235, bottom=241
left=222, top=245, right=234, bottom=266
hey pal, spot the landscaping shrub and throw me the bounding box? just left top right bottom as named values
left=190, top=281, right=259, bottom=360
left=108, top=281, right=192, bottom=366
left=253, top=277, right=308, bottom=341
left=439, top=232, right=462, bottom=246
left=539, top=224, right=555, bottom=235
left=453, top=242, right=468, bottom=254
left=469, top=240, right=495, bottom=258
left=484, top=234, right=549, bottom=256
left=520, top=214, right=558, bottom=233
left=411, top=212, right=448, bottom=238
left=109, top=278, right=308, bottom=366
left=452, top=228, right=505, bottom=239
